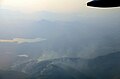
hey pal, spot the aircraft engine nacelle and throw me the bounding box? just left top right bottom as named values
left=87, top=0, right=120, bottom=8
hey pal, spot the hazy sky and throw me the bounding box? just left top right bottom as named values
left=1, top=0, right=88, bottom=13
left=0, top=0, right=119, bottom=17
left=0, top=0, right=120, bottom=28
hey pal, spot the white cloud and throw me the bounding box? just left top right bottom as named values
left=18, top=54, right=29, bottom=58
left=0, top=38, right=46, bottom=44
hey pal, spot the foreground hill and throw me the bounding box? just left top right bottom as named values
left=12, top=58, right=94, bottom=79
left=0, top=70, right=30, bottom=79
left=88, top=52, right=120, bottom=79
left=12, top=52, right=120, bottom=79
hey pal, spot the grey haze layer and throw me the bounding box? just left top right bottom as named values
left=0, top=9, right=120, bottom=69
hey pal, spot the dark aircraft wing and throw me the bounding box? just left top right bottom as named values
left=87, top=0, right=120, bottom=7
